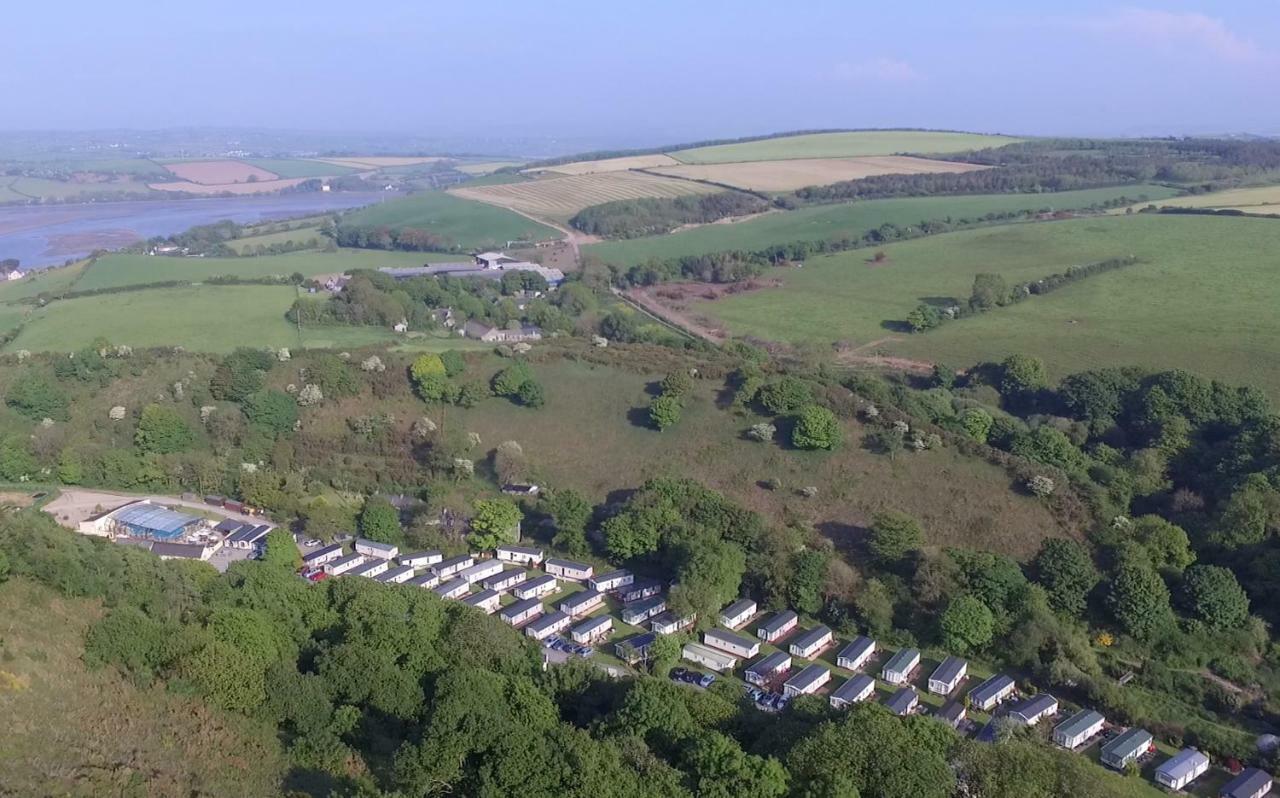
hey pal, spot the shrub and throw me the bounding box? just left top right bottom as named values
left=792, top=405, right=840, bottom=450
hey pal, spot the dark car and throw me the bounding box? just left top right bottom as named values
left=669, top=667, right=690, bottom=681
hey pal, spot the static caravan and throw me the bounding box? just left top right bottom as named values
left=703, top=628, right=760, bottom=659
left=757, top=610, right=798, bottom=643
left=513, top=574, right=559, bottom=600
left=545, top=558, right=593, bottom=581
left=376, top=564, right=416, bottom=584
left=462, top=588, right=502, bottom=614
left=836, top=636, right=876, bottom=671
left=682, top=642, right=738, bottom=673
left=432, top=554, right=475, bottom=579
left=496, top=544, right=544, bottom=566
left=719, top=598, right=757, bottom=630
left=650, top=610, right=695, bottom=635
left=483, top=568, right=528, bottom=592
left=783, top=663, right=831, bottom=697
left=457, top=559, right=504, bottom=585
left=433, top=577, right=471, bottom=600
left=500, top=597, right=544, bottom=627
left=936, top=700, right=967, bottom=729
left=881, top=648, right=921, bottom=685
left=615, top=632, right=657, bottom=665
left=829, top=674, right=876, bottom=709
left=968, top=674, right=1016, bottom=712
left=788, top=625, right=833, bottom=659
left=621, top=596, right=667, bottom=625
left=399, top=550, right=444, bottom=568
left=745, top=651, right=793, bottom=686
left=1155, top=748, right=1210, bottom=791
left=559, top=589, right=605, bottom=618
left=525, top=610, right=571, bottom=641
left=620, top=578, right=663, bottom=603
left=302, top=543, right=343, bottom=568
left=886, top=686, right=919, bottom=717
left=1052, top=709, right=1106, bottom=750
left=1009, top=694, right=1059, bottom=726
left=570, top=615, right=613, bottom=644
left=1220, top=768, right=1273, bottom=798
left=927, top=656, right=968, bottom=696
left=1100, top=727, right=1153, bottom=771
left=355, top=538, right=399, bottom=560
left=589, top=569, right=634, bottom=593
left=350, top=559, right=391, bottom=579
left=407, top=572, right=441, bottom=589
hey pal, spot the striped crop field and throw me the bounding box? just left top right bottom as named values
left=449, top=171, right=719, bottom=221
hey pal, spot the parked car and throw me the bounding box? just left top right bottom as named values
left=696, top=673, right=716, bottom=689
left=670, top=667, right=690, bottom=681
left=303, top=538, right=321, bottom=547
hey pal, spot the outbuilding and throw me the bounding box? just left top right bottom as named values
left=326, top=553, right=366, bottom=575
left=650, top=610, right=695, bottom=635
left=545, top=558, right=593, bottom=581
left=496, top=544, right=544, bottom=566
left=719, top=598, right=757, bottom=630
left=500, top=597, right=544, bottom=626
left=1009, top=694, right=1059, bottom=726
left=355, top=538, right=399, bottom=560
left=350, top=559, right=391, bottom=579
left=621, top=596, right=667, bottom=625
left=784, top=663, right=831, bottom=697
left=881, top=648, right=920, bottom=685
left=457, top=559, right=504, bottom=584
left=462, top=588, right=502, bottom=614
left=525, top=610, right=572, bottom=641
left=1155, top=748, right=1210, bottom=791
left=682, top=642, right=738, bottom=673
left=376, top=564, right=416, bottom=584
left=570, top=614, right=613, bottom=644
left=1053, top=709, right=1106, bottom=750
left=1220, top=768, right=1273, bottom=798
left=788, top=625, right=833, bottom=659
left=830, top=674, right=876, bottom=709
left=1100, top=727, right=1154, bottom=771
left=968, top=673, right=1016, bottom=711
left=433, top=578, right=471, bottom=600
left=745, top=651, right=793, bottom=686
left=589, top=569, right=634, bottom=592
left=928, top=656, right=968, bottom=696
left=836, top=636, right=876, bottom=671
left=512, top=574, right=559, bottom=600
left=482, top=568, right=528, bottom=592
left=302, top=543, right=344, bottom=568
left=559, top=589, right=605, bottom=618
left=620, top=578, right=663, bottom=603
left=432, top=554, right=475, bottom=579
left=757, top=610, right=798, bottom=643
left=399, top=550, right=444, bottom=568
left=886, top=686, right=919, bottom=716
left=704, top=628, right=760, bottom=659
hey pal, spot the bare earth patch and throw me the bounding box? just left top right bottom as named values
left=162, top=160, right=279, bottom=185
left=650, top=156, right=986, bottom=192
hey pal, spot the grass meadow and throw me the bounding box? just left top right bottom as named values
left=0, top=261, right=89, bottom=301
left=227, top=226, right=325, bottom=254
left=585, top=185, right=1180, bottom=267
left=341, top=191, right=559, bottom=247
left=1123, top=183, right=1280, bottom=213
left=670, top=130, right=1024, bottom=164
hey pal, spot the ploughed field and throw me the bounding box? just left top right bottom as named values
left=449, top=171, right=719, bottom=222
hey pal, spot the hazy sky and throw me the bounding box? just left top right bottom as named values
left=3, top=1, right=1278, bottom=144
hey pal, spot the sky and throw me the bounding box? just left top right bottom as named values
left=2, top=0, right=1278, bottom=147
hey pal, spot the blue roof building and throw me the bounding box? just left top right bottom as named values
left=112, top=503, right=203, bottom=541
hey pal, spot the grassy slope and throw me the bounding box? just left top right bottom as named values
left=242, top=158, right=359, bottom=178
left=7, top=177, right=158, bottom=200
left=0, top=261, right=89, bottom=301
left=0, top=577, right=285, bottom=796
left=341, top=192, right=560, bottom=247
left=227, top=226, right=324, bottom=254
left=585, top=186, right=1180, bottom=267
left=1125, top=184, right=1280, bottom=211
left=671, top=131, right=1024, bottom=164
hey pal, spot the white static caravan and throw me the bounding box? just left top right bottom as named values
left=589, top=569, right=634, bottom=593
left=620, top=578, right=663, bottom=603
left=302, top=543, right=343, bottom=569
left=621, top=596, right=667, bottom=626
left=355, top=538, right=399, bottom=560
left=1052, top=709, right=1106, bottom=750
left=457, top=559, right=504, bottom=585
left=482, top=568, right=528, bottom=593
left=376, top=564, right=416, bottom=584
left=399, top=550, right=444, bottom=569
left=559, top=589, right=605, bottom=618
left=325, top=553, right=366, bottom=576
left=495, top=544, right=544, bottom=566
left=783, top=663, right=831, bottom=697
left=788, top=625, right=833, bottom=659
left=745, top=651, right=792, bottom=686
left=927, top=656, right=968, bottom=696
left=830, top=674, right=876, bottom=709
left=1009, top=694, right=1059, bottom=726
left=756, top=610, right=798, bottom=643
left=881, top=648, right=920, bottom=685
left=512, top=574, right=559, bottom=600
left=500, top=597, right=544, bottom=627
left=650, top=611, right=695, bottom=635
left=407, top=572, right=441, bottom=589
left=968, top=673, right=1016, bottom=712
left=836, top=636, right=876, bottom=671
left=570, top=615, right=613, bottom=644
left=433, top=578, right=471, bottom=600
left=545, top=558, right=593, bottom=581
left=350, top=559, right=391, bottom=579
left=719, top=598, right=757, bottom=630
left=703, top=628, right=760, bottom=659
left=682, top=642, right=738, bottom=673
left=432, top=554, right=475, bottom=579
left=462, top=588, right=502, bottom=614
left=525, top=610, right=571, bottom=641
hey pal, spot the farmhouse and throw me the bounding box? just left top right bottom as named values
left=589, top=569, right=634, bottom=592
left=886, top=686, right=919, bottom=717
left=788, top=625, right=833, bottom=659
left=936, top=701, right=967, bottom=729
left=496, top=544, right=544, bottom=566
left=784, top=663, right=831, bottom=697
left=719, top=598, right=757, bottom=630
left=836, top=636, right=876, bottom=671
left=327, top=553, right=366, bottom=575
left=968, top=674, right=1016, bottom=712
left=463, top=320, right=544, bottom=344
left=830, top=674, right=876, bottom=709
left=1155, top=748, right=1210, bottom=791
left=745, top=651, right=793, bottom=686
left=525, top=610, right=572, bottom=641
left=1009, top=694, right=1059, bottom=726
left=462, top=588, right=502, bottom=614
left=1100, top=727, right=1153, bottom=771
left=500, top=598, right=544, bottom=626
left=302, top=543, right=344, bottom=568
left=1220, top=768, right=1273, bottom=798
left=757, top=610, right=798, bottom=643
left=355, top=538, right=399, bottom=560
left=927, top=656, right=968, bottom=696
left=703, top=628, right=760, bottom=659
left=615, top=632, right=657, bottom=665
left=513, top=574, right=559, bottom=600
left=399, top=550, right=444, bottom=568
left=376, top=564, right=416, bottom=584
left=432, top=554, right=475, bottom=579
left=620, top=579, right=663, bottom=603
left=350, top=559, right=391, bottom=579
left=621, top=595, right=667, bottom=625
left=570, top=615, right=613, bottom=644
left=881, top=648, right=920, bottom=685
left=559, top=589, right=605, bottom=618
left=433, top=578, right=472, bottom=600
left=545, top=558, right=593, bottom=581
left=482, top=568, right=528, bottom=592
left=407, top=572, right=441, bottom=589
left=457, top=559, right=504, bottom=584
left=1053, top=709, right=1106, bottom=750
left=682, top=642, right=738, bottom=673
left=650, top=611, right=695, bottom=635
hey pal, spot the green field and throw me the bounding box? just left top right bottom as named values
left=700, top=214, right=1280, bottom=396
left=227, top=226, right=324, bottom=254
left=4, top=176, right=158, bottom=201
left=0, top=262, right=89, bottom=302
left=585, top=185, right=1180, bottom=266
left=341, top=191, right=560, bottom=247
left=671, top=130, right=1024, bottom=164
left=243, top=158, right=359, bottom=178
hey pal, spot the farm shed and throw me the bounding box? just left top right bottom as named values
left=559, top=589, right=605, bottom=618
left=350, top=559, right=391, bottom=579
left=482, top=568, right=528, bottom=592
left=719, top=598, right=757, bottom=629
left=1220, top=768, right=1273, bottom=798
left=615, top=632, right=657, bottom=665
left=757, top=610, right=798, bottom=643
left=650, top=610, right=695, bottom=635
left=745, top=651, right=792, bottom=686
left=928, top=656, right=968, bottom=696
left=620, top=578, right=663, bottom=603
left=433, top=577, right=471, bottom=600
left=1100, top=728, right=1154, bottom=771
left=399, top=550, right=444, bottom=568
left=788, top=625, right=833, bottom=659
left=499, top=598, right=544, bottom=626
left=355, top=538, right=399, bottom=560
left=881, top=648, right=920, bottom=685
left=837, top=636, right=876, bottom=671
left=457, top=559, right=504, bottom=584
left=830, top=674, right=876, bottom=709
left=1009, top=694, right=1059, bottom=726
left=302, top=543, right=343, bottom=567
left=1053, top=709, right=1106, bottom=749
left=886, top=686, right=919, bottom=716
left=462, top=588, right=502, bottom=614
left=407, top=572, right=441, bottom=589
left=525, top=610, right=571, bottom=641
left=1155, top=748, right=1210, bottom=790
left=589, top=569, right=634, bottom=592
left=326, top=553, right=366, bottom=575
left=968, top=674, right=1016, bottom=711
left=682, top=642, right=738, bottom=673
left=512, top=574, right=559, bottom=600
left=570, top=614, right=613, bottom=644
left=376, top=564, right=416, bottom=584
left=703, top=628, right=760, bottom=658
left=621, top=595, right=667, bottom=625
left=496, top=544, right=544, bottom=566
left=432, top=554, right=475, bottom=579
left=784, top=663, right=831, bottom=697
left=545, top=558, right=593, bottom=581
